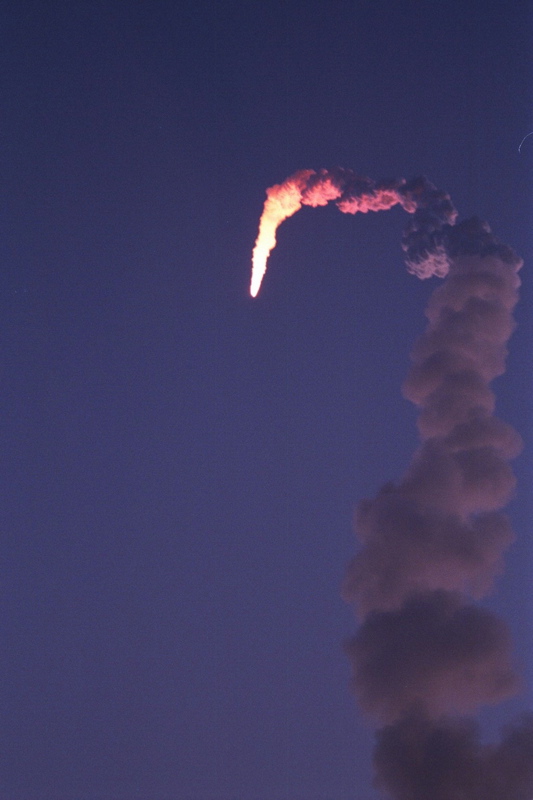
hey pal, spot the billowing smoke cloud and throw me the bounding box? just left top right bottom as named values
left=345, top=590, right=518, bottom=723
left=250, top=169, right=533, bottom=797
left=374, top=710, right=533, bottom=800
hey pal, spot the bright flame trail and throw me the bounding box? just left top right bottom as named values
left=250, top=168, right=533, bottom=798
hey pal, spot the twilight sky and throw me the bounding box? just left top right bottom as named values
left=0, top=2, right=532, bottom=799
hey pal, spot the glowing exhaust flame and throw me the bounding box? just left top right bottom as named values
left=250, top=169, right=533, bottom=798
left=250, top=171, right=314, bottom=297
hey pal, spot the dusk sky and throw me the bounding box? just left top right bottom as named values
left=1, top=2, right=532, bottom=799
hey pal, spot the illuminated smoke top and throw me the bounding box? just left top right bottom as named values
left=250, top=170, right=533, bottom=798
left=249, top=168, right=458, bottom=297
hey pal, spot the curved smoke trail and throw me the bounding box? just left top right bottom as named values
left=250, top=168, right=457, bottom=297
left=250, top=170, right=533, bottom=798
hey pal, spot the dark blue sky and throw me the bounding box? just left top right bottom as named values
left=0, top=2, right=532, bottom=799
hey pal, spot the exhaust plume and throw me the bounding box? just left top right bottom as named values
left=250, top=168, right=457, bottom=297
left=250, top=169, right=533, bottom=797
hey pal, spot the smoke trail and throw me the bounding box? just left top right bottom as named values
left=250, top=168, right=457, bottom=296
left=250, top=169, right=533, bottom=797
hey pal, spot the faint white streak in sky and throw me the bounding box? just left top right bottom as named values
left=518, top=131, right=533, bottom=153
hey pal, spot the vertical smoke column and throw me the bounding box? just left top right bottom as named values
left=250, top=170, right=533, bottom=798
left=343, top=217, right=533, bottom=799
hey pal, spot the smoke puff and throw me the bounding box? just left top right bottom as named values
left=344, top=591, right=518, bottom=723
left=413, top=371, right=498, bottom=438
left=446, top=217, right=524, bottom=270
left=444, top=417, right=523, bottom=459
left=374, top=710, right=533, bottom=800
left=403, top=439, right=517, bottom=515
left=404, top=355, right=501, bottom=418
left=343, top=496, right=514, bottom=615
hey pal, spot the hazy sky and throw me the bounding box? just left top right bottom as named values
left=1, top=2, right=532, bottom=799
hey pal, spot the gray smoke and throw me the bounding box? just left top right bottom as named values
left=251, top=170, right=531, bottom=797
left=374, top=710, right=533, bottom=800
left=341, top=209, right=531, bottom=796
